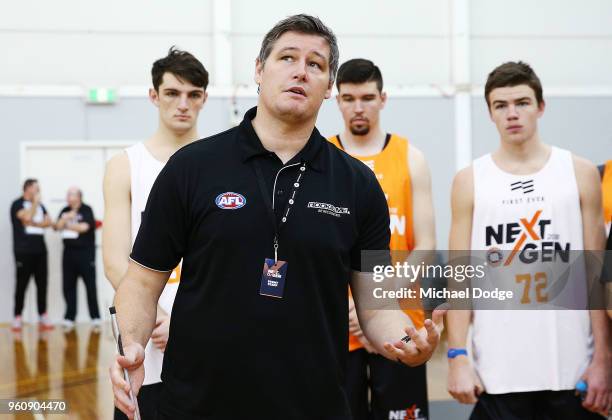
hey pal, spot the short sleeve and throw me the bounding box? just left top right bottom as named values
left=130, top=162, right=187, bottom=272
left=350, top=172, right=391, bottom=272
left=83, top=205, right=95, bottom=227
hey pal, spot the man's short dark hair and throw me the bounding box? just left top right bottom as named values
left=485, top=61, right=544, bottom=109
left=336, top=58, right=383, bottom=92
left=152, top=46, right=209, bottom=91
left=258, top=14, right=339, bottom=85
left=23, top=178, right=37, bottom=192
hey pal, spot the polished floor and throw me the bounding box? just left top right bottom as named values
left=0, top=323, right=462, bottom=420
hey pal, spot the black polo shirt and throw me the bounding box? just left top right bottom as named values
left=131, top=107, right=390, bottom=419
left=10, top=197, right=48, bottom=255
left=57, top=204, right=96, bottom=249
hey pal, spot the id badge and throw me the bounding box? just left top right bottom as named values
left=260, top=258, right=288, bottom=298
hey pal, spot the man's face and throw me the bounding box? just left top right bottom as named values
left=488, top=84, right=544, bottom=145
left=150, top=72, right=207, bottom=134
left=255, top=31, right=332, bottom=123
left=24, top=182, right=39, bottom=199
left=336, top=81, right=386, bottom=136
left=66, top=188, right=81, bottom=208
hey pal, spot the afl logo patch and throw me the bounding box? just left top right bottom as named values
left=215, top=192, right=246, bottom=210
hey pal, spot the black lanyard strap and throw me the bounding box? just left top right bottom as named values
left=252, top=159, right=307, bottom=260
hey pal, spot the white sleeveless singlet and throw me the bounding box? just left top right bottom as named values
left=470, top=146, right=592, bottom=394
left=126, top=142, right=180, bottom=386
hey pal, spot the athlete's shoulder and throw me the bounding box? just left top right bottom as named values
left=571, top=153, right=599, bottom=179
left=106, top=149, right=129, bottom=168
left=452, top=165, right=474, bottom=192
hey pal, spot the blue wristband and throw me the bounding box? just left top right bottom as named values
left=447, top=348, right=468, bottom=359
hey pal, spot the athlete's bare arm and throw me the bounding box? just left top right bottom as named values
left=400, top=145, right=436, bottom=289
left=408, top=145, right=436, bottom=251
left=350, top=146, right=436, bottom=352
left=446, top=166, right=484, bottom=404
left=102, top=153, right=133, bottom=290
left=351, top=271, right=445, bottom=367
left=574, top=156, right=611, bottom=414
left=103, top=150, right=170, bottom=351
left=110, top=261, right=170, bottom=417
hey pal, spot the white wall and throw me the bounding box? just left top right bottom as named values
left=470, top=0, right=612, bottom=86
left=2, top=0, right=611, bottom=88
left=0, top=0, right=214, bottom=86
left=230, top=0, right=451, bottom=86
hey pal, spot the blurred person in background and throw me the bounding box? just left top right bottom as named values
left=55, top=186, right=100, bottom=329
left=10, top=178, right=53, bottom=331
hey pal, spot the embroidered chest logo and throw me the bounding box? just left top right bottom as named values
left=215, top=192, right=246, bottom=210
left=307, top=202, right=350, bottom=218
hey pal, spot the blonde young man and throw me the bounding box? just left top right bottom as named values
left=109, top=15, right=444, bottom=420
left=102, top=47, right=208, bottom=420
left=330, top=58, right=435, bottom=420
left=447, top=61, right=611, bottom=419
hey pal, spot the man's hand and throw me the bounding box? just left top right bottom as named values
left=581, top=356, right=611, bottom=415
left=151, top=313, right=170, bottom=352
left=110, top=342, right=145, bottom=418
left=62, top=210, right=77, bottom=221
left=382, top=306, right=446, bottom=366
left=448, top=356, right=484, bottom=404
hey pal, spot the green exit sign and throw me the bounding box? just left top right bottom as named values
left=87, top=88, right=118, bottom=104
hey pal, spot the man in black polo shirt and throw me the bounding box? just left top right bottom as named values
left=55, top=187, right=100, bottom=328
left=10, top=178, right=53, bottom=331
left=111, top=14, right=444, bottom=419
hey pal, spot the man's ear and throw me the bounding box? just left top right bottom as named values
left=380, top=91, right=387, bottom=109
left=149, top=88, right=160, bottom=107
left=537, top=99, right=546, bottom=118
left=254, top=58, right=264, bottom=86
left=324, top=78, right=334, bottom=100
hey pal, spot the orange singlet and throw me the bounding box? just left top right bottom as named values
left=329, top=134, right=425, bottom=351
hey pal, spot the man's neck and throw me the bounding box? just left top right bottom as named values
left=146, top=124, right=199, bottom=162
left=492, top=134, right=551, bottom=175
left=252, top=106, right=315, bottom=164
left=340, top=127, right=386, bottom=156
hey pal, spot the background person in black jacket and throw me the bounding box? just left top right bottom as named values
left=55, top=186, right=101, bottom=328
left=10, top=178, right=54, bottom=331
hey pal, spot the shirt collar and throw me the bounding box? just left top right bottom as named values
left=238, top=107, right=325, bottom=172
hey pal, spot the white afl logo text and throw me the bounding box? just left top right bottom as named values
left=215, top=192, right=246, bottom=210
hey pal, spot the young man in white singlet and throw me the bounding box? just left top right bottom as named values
left=446, top=61, right=611, bottom=419
left=102, top=47, right=208, bottom=419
